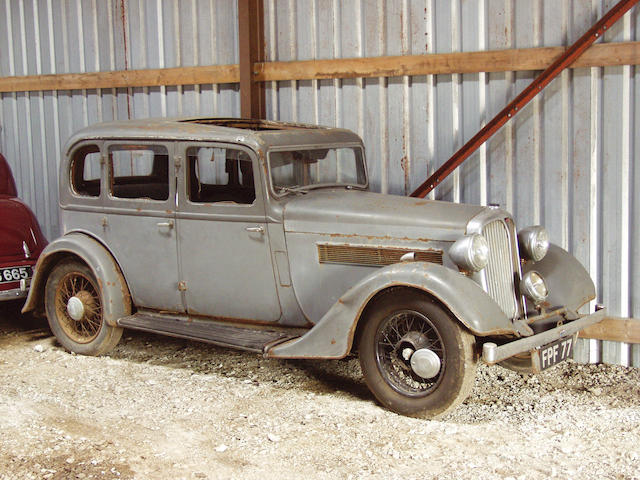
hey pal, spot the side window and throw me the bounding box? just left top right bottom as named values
left=109, top=145, right=169, bottom=201
left=187, top=146, right=256, bottom=205
left=70, top=145, right=101, bottom=197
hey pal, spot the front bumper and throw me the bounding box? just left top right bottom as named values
left=482, top=308, right=606, bottom=364
left=0, top=278, right=30, bottom=302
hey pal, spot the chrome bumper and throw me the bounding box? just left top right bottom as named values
left=0, top=278, right=30, bottom=302
left=482, top=308, right=606, bottom=364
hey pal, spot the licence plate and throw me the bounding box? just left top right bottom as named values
left=534, top=335, right=576, bottom=371
left=0, top=266, right=32, bottom=284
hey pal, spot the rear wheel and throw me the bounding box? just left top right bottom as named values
left=45, top=259, right=123, bottom=355
left=358, top=291, right=477, bottom=418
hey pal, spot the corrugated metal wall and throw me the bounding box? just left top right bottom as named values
left=0, top=0, right=638, bottom=365
left=0, top=0, right=241, bottom=240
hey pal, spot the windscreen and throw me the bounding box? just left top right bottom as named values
left=268, top=147, right=366, bottom=194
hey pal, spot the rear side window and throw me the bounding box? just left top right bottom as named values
left=70, top=145, right=101, bottom=197
left=109, top=145, right=169, bottom=201
left=186, top=146, right=255, bottom=205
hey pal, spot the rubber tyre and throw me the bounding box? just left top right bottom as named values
left=358, top=291, right=477, bottom=418
left=45, top=259, right=123, bottom=356
left=499, top=353, right=535, bottom=374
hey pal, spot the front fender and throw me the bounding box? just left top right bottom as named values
left=523, top=243, right=595, bottom=311
left=22, top=233, right=131, bottom=327
left=267, top=261, right=517, bottom=359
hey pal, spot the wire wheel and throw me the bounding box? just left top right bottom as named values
left=359, top=290, right=477, bottom=417
left=375, top=309, right=445, bottom=397
left=54, top=270, right=102, bottom=343
left=45, top=259, right=125, bottom=356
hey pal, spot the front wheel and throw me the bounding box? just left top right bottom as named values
left=499, top=353, right=535, bottom=373
left=358, top=291, right=477, bottom=418
left=45, top=259, right=123, bottom=356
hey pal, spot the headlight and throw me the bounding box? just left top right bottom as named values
left=449, top=234, right=489, bottom=272
left=518, top=226, right=549, bottom=262
left=520, top=271, right=548, bottom=303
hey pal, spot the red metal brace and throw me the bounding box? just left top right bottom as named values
left=410, top=0, right=639, bottom=199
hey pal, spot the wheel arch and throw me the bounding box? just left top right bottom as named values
left=352, top=285, right=465, bottom=353
left=22, top=232, right=132, bottom=326
left=267, top=262, right=515, bottom=359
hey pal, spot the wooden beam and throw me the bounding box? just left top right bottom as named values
left=238, top=0, right=265, bottom=119
left=0, top=64, right=239, bottom=93
left=1, top=41, right=639, bottom=94
left=254, top=41, right=640, bottom=82
left=579, top=317, right=640, bottom=344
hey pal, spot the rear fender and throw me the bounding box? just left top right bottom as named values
left=22, top=233, right=131, bottom=326
left=267, top=261, right=517, bottom=359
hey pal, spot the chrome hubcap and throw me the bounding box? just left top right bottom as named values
left=410, top=348, right=442, bottom=379
left=66, top=296, right=85, bottom=321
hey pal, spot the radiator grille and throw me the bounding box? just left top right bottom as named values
left=317, top=244, right=443, bottom=267
left=482, top=220, right=518, bottom=318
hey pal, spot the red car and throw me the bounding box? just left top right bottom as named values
left=0, top=153, right=47, bottom=302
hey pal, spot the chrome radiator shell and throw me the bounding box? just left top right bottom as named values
left=467, top=209, right=523, bottom=319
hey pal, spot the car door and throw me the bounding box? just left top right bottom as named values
left=101, top=141, right=183, bottom=312
left=176, top=142, right=281, bottom=321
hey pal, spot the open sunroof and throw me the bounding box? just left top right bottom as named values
left=181, top=118, right=322, bottom=131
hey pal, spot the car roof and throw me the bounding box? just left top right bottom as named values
left=64, top=117, right=363, bottom=154
left=0, top=153, right=18, bottom=197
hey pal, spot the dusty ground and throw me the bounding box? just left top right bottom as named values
left=1, top=301, right=639, bottom=480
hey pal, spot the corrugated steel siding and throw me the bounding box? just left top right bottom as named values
left=0, top=0, right=637, bottom=366
left=0, top=0, right=241, bottom=240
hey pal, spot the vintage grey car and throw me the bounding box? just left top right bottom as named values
left=23, top=117, right=605, bottom=418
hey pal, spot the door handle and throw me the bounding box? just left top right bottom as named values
left=245, top=226, right=265, bottom=234
left=157, top=220, right=175, bottom=229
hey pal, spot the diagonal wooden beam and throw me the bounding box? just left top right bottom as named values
left=410, top=0, right=640, bottom=198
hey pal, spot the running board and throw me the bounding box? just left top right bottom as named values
left=117, top=312, right=300, bottom=353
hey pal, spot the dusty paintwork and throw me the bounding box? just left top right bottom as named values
left=22, top=117, right=605, bottom=415
left=22, top=233, right=131, bottom=325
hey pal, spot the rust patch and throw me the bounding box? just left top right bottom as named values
left=119, top=0, right=132, bottom=120
left=324, top=232, right=436, bottom=243
left=401, top=156, right=410, bottom=195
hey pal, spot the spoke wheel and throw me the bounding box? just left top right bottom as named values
left=359, top=290, right=477, bottom=418
left=54, top=270, right=102, bottom=344
left=45, top=259, right=123, bottom=356
left=375, top=310, right=445, bottom=397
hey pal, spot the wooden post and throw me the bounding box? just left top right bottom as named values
left=238, top=0, right=265, bottom=119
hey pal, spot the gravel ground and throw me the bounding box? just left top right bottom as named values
left=1, top=301, right=639, bottom=480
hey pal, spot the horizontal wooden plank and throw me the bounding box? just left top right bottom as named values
left=0, top=64, right=239, bottom=93
left=256, top=42, right=640, bottom=81
left=579, top=317, right=640, bottom=344
left=1, top=42, right=639, bottom=93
